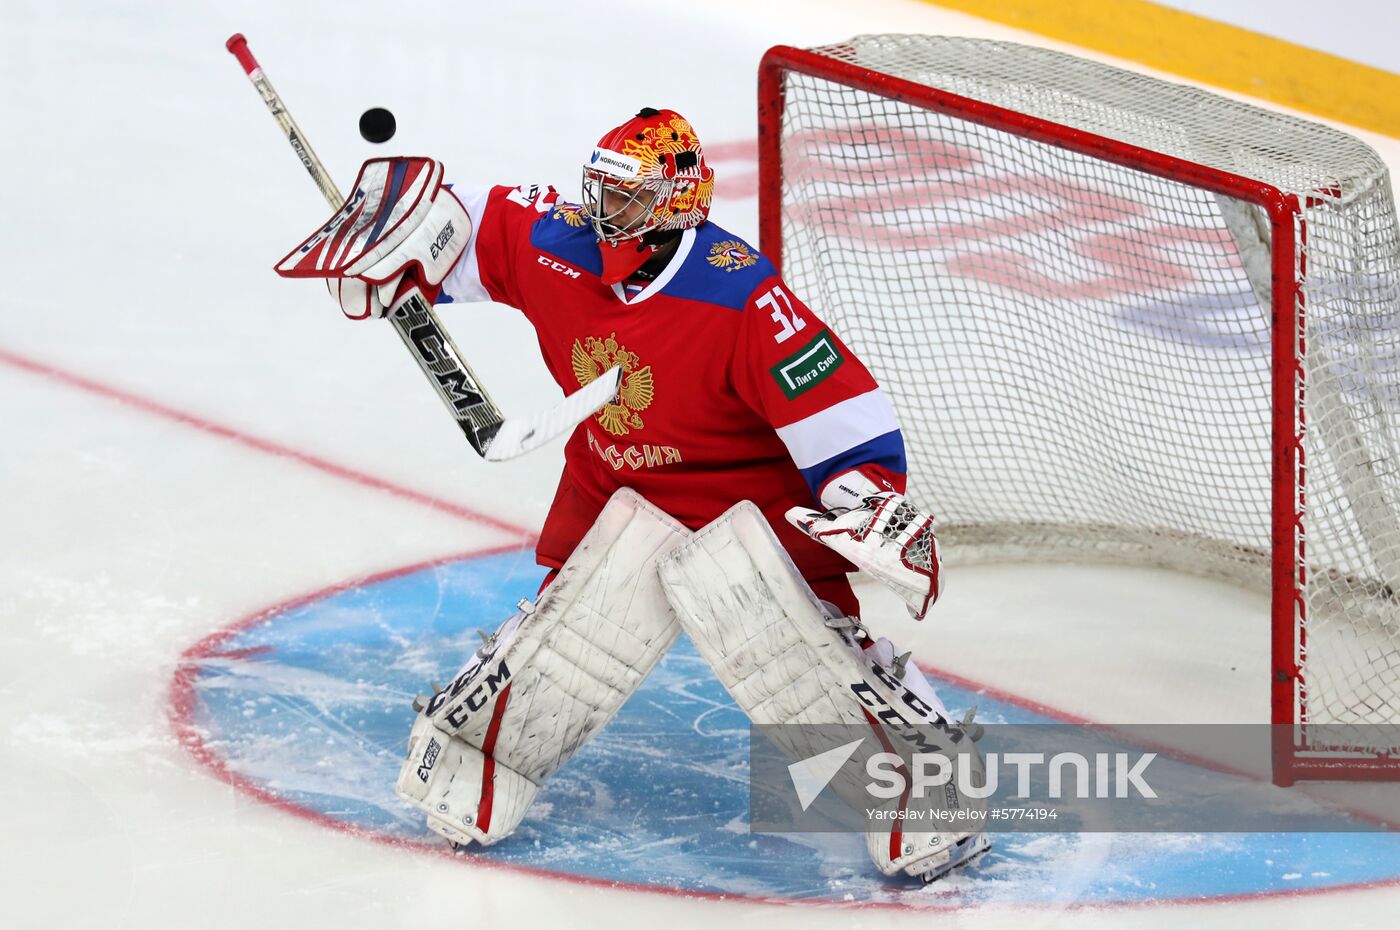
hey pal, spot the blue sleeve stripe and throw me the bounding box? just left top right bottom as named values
left=796, top=430, right=907, bottom=502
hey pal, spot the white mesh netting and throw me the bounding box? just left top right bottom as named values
left=770, top=36, right=1400, bottom=759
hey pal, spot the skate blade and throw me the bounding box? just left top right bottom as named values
left=920, top=833, right=991, bottom=884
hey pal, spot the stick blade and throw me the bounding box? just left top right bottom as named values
left=483, top=366, right=622, bottom=462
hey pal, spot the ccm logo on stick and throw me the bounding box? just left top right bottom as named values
left=538, top=256, right=581, bottom=278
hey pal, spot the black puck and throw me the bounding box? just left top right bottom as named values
left=359, top=107, right=396, bottom=144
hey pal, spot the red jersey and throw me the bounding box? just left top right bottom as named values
left=441, top=184, right=907, bottom=600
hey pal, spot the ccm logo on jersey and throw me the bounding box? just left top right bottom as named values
left=428, top=221, right=456, bottom=261
left=538, top=255, right=581, bottom=278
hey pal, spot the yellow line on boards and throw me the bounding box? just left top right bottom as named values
left=919, top=0, right=1400, bottom=139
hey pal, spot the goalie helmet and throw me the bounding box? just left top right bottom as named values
left=582, top=108, right=715, bottom=284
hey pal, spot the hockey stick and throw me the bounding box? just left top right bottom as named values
left=225, top=33, right=620, bottom=462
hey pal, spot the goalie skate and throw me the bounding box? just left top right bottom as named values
left=917, top=832, right=992, bottom=884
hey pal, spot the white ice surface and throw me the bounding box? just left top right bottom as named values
left=3, top=1, right=1400, bottom=928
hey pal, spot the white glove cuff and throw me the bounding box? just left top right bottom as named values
left=819, top=469, right=886, bottom=512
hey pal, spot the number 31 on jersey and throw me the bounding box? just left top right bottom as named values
left=756, top=285, right=806, bottom=343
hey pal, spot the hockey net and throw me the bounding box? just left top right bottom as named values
left=758, top=36, right=1400, bottom=783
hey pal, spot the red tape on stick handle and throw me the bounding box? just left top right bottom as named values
left=224, top=32, right=342, bottom=207
left=226, top=33, right=259, bottom=74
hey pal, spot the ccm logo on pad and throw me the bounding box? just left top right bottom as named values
left=538, top=255, right=581, bottom=278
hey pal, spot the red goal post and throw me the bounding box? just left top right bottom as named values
left=757, top=37, right=1400, bottom=785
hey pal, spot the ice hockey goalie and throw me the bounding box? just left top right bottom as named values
left=284, top=107, right=987, bottom=882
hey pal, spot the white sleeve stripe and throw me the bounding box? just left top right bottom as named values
left=774, top=389, right=901, bottom=469
left=441, top=185, right=492, bottom=303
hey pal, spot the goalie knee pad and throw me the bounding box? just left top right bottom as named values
left=396, top=489, right=691, bottom=846
left=658, top=500, right=988, bottom=881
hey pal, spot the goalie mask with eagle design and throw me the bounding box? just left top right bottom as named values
left=582, top=108, right=715, bottom=284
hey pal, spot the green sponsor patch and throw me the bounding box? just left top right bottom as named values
left=770, top=329, right=844, bottom=399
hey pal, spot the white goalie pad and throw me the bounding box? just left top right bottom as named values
left=395, top=488, right=691, bottom=847
left=397, top=714, right=540, bottom=847
left=657, top=501, right=987, bottom=880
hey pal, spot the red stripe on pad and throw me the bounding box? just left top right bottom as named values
left=475, top=682, right=513, bottom=833
left=860, top=706, right=911, bottom=865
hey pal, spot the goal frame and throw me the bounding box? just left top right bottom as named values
left=757, top=43, right=1400, bottom=786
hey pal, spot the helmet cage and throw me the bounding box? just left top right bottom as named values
left=581, top=109, right=714, bottom=246
left=581, top=168, right=673, bottom=244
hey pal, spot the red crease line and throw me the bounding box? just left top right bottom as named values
left=0, top=345, right=535, bottom=541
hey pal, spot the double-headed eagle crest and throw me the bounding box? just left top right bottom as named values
left=553, top=203, right=588, bottom=227
left=571, top=333, right=654, bottom=436
left=706, top=239, right=758, bottom=272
